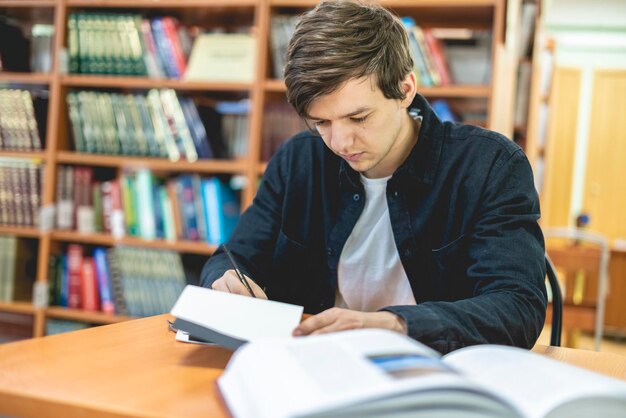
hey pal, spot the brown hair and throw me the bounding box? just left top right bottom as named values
left=284, top=0, right=414, bottom=118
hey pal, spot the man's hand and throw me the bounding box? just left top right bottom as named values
left=293, top=308, right=407, bottom=336
left=210, top=270, right=268, bottom=299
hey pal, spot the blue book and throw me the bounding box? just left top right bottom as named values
left=201, top=177, right=220, bottom=245
left=59, top=255, right=69, bottom=307
left=176, top=175, right=199, bottom=240
left=181, top=98, right=214, bottom=159
left=151, top=18, right=179, bottom=78
left=431, top=100, right=457, bottom=122
left=93, top=247, right=115, bottom=314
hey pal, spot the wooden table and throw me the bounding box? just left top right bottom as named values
left=0, top=314, right=625, bottom=418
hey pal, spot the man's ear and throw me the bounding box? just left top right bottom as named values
left=400, top=72, right=417, bottom=108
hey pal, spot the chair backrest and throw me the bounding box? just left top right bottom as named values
left=543, top=227, right=610, bottom=351
left=545, top=255, right=562, bottom=347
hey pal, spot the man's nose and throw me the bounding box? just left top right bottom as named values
left=330, top=122, right=354, bottom=153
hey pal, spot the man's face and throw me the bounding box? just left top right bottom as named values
left=306, top=74, right=416, bottom=179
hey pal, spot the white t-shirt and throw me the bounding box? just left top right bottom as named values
left=335, top=175, right=417, bottom=311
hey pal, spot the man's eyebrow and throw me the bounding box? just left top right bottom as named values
left=308, top=106, right=371, bottom=121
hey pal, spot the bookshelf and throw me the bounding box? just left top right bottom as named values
left=0, top=0, right=511, bottom=339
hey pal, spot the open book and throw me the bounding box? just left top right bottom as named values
left=218, top=329, right=626, bottom=418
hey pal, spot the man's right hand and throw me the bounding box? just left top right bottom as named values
left=210, top=269, right=268, bottom=299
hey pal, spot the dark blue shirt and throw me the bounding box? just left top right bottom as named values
left=201, top=94, right=547, bottom=354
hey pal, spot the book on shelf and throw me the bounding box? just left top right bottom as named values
left=269, top=14, right=299, bottom=79
left=67, top=12, right=197, bottom=78
left=30, top=23, right=54, bottom=73
left=67, top=89, right=218, bottom=162
left=261, top=101, right=306, bottom=162
left=514, top=61, right=532, bottom=128
left=48, top=245, right=186, bottom=317
left=441, top=29, right=492, bottom=85
left=0, top=236, right=36, bottom=303
left=0, top=89, right=44, bottom=152
left=184, top=33, right=256, bottom=82
left=0, top=158, right=41, bottom=228
left=431, top=100, right=458, bottom=123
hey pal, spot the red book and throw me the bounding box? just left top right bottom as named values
left=66, top=244, right=83, bottom=309
left=161, top=17, right=187, bottom=77
left=423, top=29, right=452, bottom=86
left=81, top=257, right=100, bottom=312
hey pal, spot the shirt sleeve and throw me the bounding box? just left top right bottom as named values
left=383, top=149, right=547, bottom=354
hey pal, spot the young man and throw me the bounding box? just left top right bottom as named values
left=201, top=0, right=547, bottom=354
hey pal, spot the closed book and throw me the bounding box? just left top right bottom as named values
left=66, top=244, right=84, bottom=309
left=134, top=169, right=157, bottom=240
left=176, top=175, right=199, bottom=241
left=184, top=33, right=256, bottom=82
left=180, top=98, right=213, bottom=159
left=81, top=257, right=100, bottom=312
left=151, top=18, right=180, bottom=79
left=160, top=17, right=187, bottom=77
left=120, top=173, right=138, bottom=236
left=423, top=29, right=452, bottom=85
left=93, top=247, right=115, bottom=314
left=106, top=248, right=128, bottom=316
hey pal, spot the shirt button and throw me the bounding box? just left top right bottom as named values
left=404, top=248, right=413, bottom=258
left=394, top=191, right=399, bottom=198
left=327, top=248, right=334, bottom=256
left=353, top=193, right=360, bottom=201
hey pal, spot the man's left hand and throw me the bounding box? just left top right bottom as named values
left=292, top=308, right=408, bottom=337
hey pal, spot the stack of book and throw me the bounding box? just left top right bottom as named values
left=55, top=166, right=240, bottom=245
left=48, top=245, right=187, bottom=317
left=0, top=158, right=41, bottom=228
left=67, top=90, right=247, bottom=161
left=67, top=13, right=191, bottom=78
left=401, top=18, right=453, bottom=87
left=0, top=89, right=43, bottom=152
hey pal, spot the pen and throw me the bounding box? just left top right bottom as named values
left=222, top=244, right=256, bottom=298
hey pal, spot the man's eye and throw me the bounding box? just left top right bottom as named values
left=351, top=116, right=367, bottom=123
left=314, top=120, right=328, bottom=127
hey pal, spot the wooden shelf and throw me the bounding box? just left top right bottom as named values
left=0, top=151, right=46, bottom=161
left=45, top=307, right=133, bottom=325
left=0, top=1, right=56, bottom=7
left=51, top=230, right=218, bottom=255
left=0, top=302, right=37, bottom=315
left=66, top=0, right=257, bottom=7
left=271, top=0, right=498, bottom=6
left=56, top=151, right=248, bottom=174
left=0, top=226, right=42, bottom=238
left=60, top=75, right=253, bottom=91
left=0, top=72, right=52, bottom=85
left=264, top=79, right=490, bottom=98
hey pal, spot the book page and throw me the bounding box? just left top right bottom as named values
left=170, top=285, right=303, bottom=346
left=443, top=345, right=626, bottom=418
left=219, top=329, right=515, bottom=418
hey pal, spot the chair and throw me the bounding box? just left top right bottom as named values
left=545, top=255, right=562, bottom=347
left=543, top=227, right=610, bottom=351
